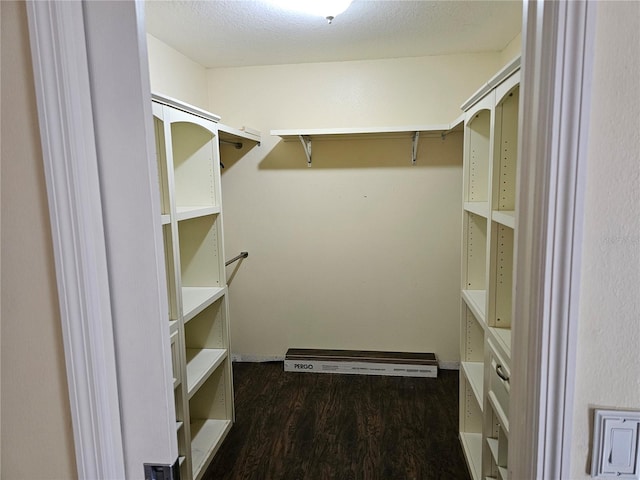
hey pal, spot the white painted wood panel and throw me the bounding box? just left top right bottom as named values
left=182, top=287, right=226, bottom=323
left=186, top=349, right=227, bottom=399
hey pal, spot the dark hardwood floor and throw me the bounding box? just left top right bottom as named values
left=203, top=362, right=470, bottom=480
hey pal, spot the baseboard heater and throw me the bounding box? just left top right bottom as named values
left=284, top=348, right=438, bottom=378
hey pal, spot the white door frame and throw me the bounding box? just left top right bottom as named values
left=26, top=1, right=126, bottom=478
left=26, top=0, right=596, bottom=478
left=27, top=1, right=177, bottom=478
left=510, top=1, right=596, bottom=478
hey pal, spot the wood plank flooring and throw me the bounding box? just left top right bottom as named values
left=203, top=362, right=470, bottom=480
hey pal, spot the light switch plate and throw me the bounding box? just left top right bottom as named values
left=591, top=409, right=640, bottom=479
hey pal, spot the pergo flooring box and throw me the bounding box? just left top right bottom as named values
left=284, top=348, right=438, bottom=378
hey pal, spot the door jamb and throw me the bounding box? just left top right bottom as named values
left=26, top=1, right=126, bottom=477
left=510, top=1, right=596, bottom=478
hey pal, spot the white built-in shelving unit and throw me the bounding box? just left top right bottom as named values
left=152, top=94, right=260, bottom=480
left=458, top=57, right=520, bottom=480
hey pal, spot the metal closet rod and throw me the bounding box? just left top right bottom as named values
left=225, top=251, right=248, bottom=266
left=220, top=139, right=243, bottom=149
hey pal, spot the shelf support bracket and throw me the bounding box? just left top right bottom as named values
left=299, top=135, right=312, bottom=167
left=412, top=131, right=420, bottom=165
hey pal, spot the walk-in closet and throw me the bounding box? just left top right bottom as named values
left=144, top=2, right=522, bottom=478
left=10, top=1, right=638, bottom=480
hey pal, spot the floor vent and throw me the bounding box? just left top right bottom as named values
left=284, top=348, right=438, bottom=378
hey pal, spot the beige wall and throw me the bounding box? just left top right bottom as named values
left=570, top=2, right=640, bottom=477
left=146, top=34, right=209, bottom=110
left=203, top=54, right=505, bottom=364
left=0, top=1, right=77, bottom=478
left=208, top=53, right=502, bottom=129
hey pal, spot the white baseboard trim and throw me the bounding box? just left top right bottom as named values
left=232, top=353, right=285, bottom=363
left=438, top=361, right=460, bottom=370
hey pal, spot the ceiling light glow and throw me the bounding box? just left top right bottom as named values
left=268, top=0, right=353, bottom=23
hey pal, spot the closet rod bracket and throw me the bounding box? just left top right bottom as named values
left=412, top=131, right=420, bottom=165
left=225, top=251, right=248, bottom=267
left=299, top=135, right=312, bottom=167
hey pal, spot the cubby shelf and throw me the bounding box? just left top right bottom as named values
left=490, top=327, right=512, bottom=360
left=462, top=289, right=487, bottom=324
left=182, top=287, right=226, bottom=323
left=176, top=206, right=220, bottom=222
left=186, top=348, right=227, bottom=399
left=460, top=432, right=482, bottom=480
left=153, top=93, right=261, bottom=480
left=190, top=419, right=232, bottom=480
left=462, top=361, right=484, bottom=408
left=487, top=437, right=499, bottom=463
left=459, top=59, right=519, bottom=480
left=491, top=210, right=515, bottom=229
left=463, top=212, right=488, bottom=295
left=464, top=202, right=490, bottom=218
left=489, top=459, right=509, bottom=480
left=488, top=391, right=510, bottom=435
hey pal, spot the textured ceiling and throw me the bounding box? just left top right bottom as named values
left=145, top=0, right=522, bottom=68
